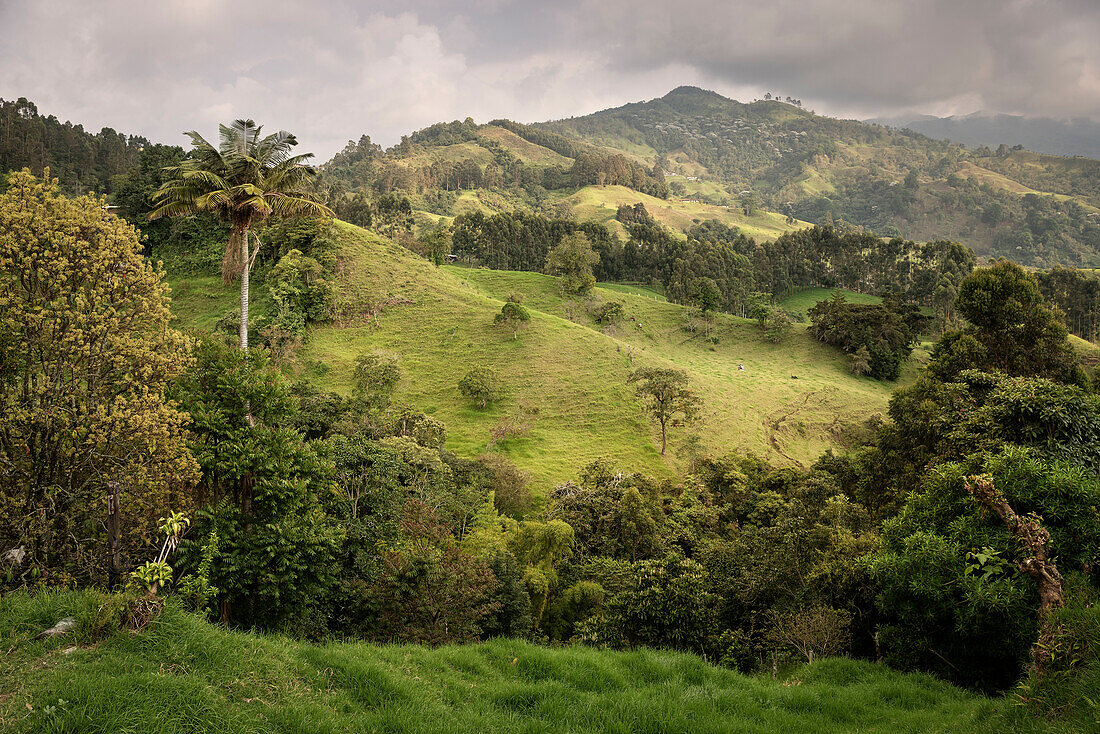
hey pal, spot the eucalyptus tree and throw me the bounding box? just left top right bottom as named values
left=150, top=120, right=333, bottom=349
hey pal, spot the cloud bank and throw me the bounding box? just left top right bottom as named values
left=1, top=0, right=1097, bottom=158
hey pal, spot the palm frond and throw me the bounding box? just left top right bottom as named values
left=266, top=194, right=335, bottom=219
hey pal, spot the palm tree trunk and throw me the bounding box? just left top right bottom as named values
left=240, top=227, right=250, bottom=351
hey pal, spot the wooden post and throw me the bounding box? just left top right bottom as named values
left=107, top=481, right=121, bottom=589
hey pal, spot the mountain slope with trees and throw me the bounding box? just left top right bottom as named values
left=535, top=87, right=1100, bottom=266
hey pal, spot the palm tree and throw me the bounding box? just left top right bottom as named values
left=150, top=120, right=333, bottom=350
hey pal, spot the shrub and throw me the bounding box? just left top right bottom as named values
left=459, top=366, right=502, bottom=408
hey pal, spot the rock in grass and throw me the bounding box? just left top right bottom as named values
left=36, top=617, right=76, bottom=640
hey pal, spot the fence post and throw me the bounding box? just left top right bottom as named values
left=107, top=481, right=121, bottom=589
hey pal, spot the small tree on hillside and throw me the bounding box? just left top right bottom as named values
left=353, top=352, right=402, bottom=412
left=849, top=346, right=871, bottom=375
left=546, top=232, right=599, bottom=296
left=764, top=310, right=793, bottom=344
left=459, top=366, right=502, bottom=408
left=494, top=302, right=531, bottom=339
left=692, top=277, right=722, bottom=340
left=627, top=367, right=702, bottom=455
left=422, top=220, right=452, bottom=266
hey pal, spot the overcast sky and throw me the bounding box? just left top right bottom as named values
left=2, top=0, right=1098, bottom=159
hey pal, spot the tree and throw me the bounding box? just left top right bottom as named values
left=546, top=232, right=599, bottom=296
left=149, top=120, right=333, bottom=350
left=494, top=301, right=530, bottom=339
left=693, top=277, right=721, bottom=339
left=373, top=500, right=500, bottom=645
left=421, top=220, right=452, bottom=266
left=948, top=260, right=1082, bottom=384
left=849, top=346, right=871, bottom=375
left=763, top=310, right=793, bottom=344
left=353, top=352, right=402, bottom=413
left=373, top=193, right=414, bottom=239
left=170, top=337, right=343, bottom=628
left=0, top=170, right=198, bottom=586
left=627, top=368, right=701, bottom=455
left=459, top=366, right=502, bottom=408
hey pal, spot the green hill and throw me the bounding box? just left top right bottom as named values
left=0, top=590, right=1048, bottom=734
left=531, top=87, right=1100, bottom=266
left=314, top=87, right=1100, bottom=267
left=167, top=221, right=907, bottom=494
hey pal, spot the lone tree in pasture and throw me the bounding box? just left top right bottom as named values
left=627, top=367, right=701, bottom=455
left=353, top=352, right=402, bottom=412
left=494, top=301, right=531, bottom=339
left=546, top=232, right=599, bottom=296
left=0, top=170, right=199, bottom=585
left=692, top=277, right=721, bottom=339
left=459, top=366, right=502, bottom=408
left=150, top=120, right=333, bottom=350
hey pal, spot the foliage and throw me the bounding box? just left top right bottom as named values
left=546, top=232, right=599, bottom=296
left=588, top=555, right=716, bottom=654
left=867, top=449, right=1100, bottom=692
left=627, top=368, right=701, bottom=454
left=268, top=247, right=337, bottom=336
left=176, top=532, right=220, bottom=615
left=493, top=301, right=531, bottom=338
left=477, top=453, right=532, bottom=517
left=372, top=500, right=499, bottom=645
left=0, top=97, right=145, bottom=195
left=169, top=337, right=343, bottom=631
left=128, top=512, right=190, bottom=596
left=149, top=119, right=333, bottom=349
left=591, top=299, right=624, bottom=325
left=933, top=260, right=1084, bottom=385
left=458, top=366, right=502, bottom=408
left=809, top=293, right=930, bottom=380
left=352, top=352, right=402, bottom=413
left=0, top=170, right=198, bottom=588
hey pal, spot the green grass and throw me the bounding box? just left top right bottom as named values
left=594, top=282, right=668, bottom=301
left=778, top=288, right=883, bottom=317
left=165, top=222, right=911, bottom=495
left=558, top=185, right=809, bottom=241
left=0, top=590, right=1057, bottom=734
left=445, top=265, right=913, bottom=474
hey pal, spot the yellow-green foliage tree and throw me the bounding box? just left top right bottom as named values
left=0, top=170, right=198, bottom=587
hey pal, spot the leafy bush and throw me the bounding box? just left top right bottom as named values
left=459, top=366, right=502, bottom=408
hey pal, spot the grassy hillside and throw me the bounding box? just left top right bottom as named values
left=0, top=590, right=1051, bottom=734
left=166, top=222, right=907, bottom=494
left=559, top=184, right=807, bottom=241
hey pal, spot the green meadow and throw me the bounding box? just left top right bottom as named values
left=166, top=222, right=907, bottom=494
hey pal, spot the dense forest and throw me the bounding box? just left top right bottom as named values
left=0, top=97, right=147, bottom=195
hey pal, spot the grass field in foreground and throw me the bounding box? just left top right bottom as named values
left=165, top=222, right=914, bottom=494
left=0, top=590, right=1049, bottom=734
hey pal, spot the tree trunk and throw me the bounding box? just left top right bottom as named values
left=106, top=482, right=121, bottom=589
left=965, top=474, right=1066, bottom=672
left=239, top=226, right=250, bottom=351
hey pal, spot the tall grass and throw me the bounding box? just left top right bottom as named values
left=0, top=590, right=1057, bottom=734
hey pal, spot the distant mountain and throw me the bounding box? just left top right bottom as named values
left=536, top=87, right=1100, bottom=266
left=866, top=112, right=1100, bottom=160
left=6, top=90, right=1100, bottom=268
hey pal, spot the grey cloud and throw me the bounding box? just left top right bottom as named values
left=0, top=0, right=1097, bottom=159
